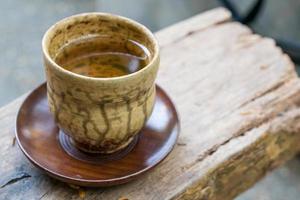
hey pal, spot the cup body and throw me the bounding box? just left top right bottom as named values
left=42, top=13, right=159, bottom=153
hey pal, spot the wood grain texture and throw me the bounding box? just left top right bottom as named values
left=1, top=7, right=300, bottom=199
left=15, top=83, right=179, bottom=187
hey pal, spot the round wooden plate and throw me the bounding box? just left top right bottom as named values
left=16, top=83, right=179, bottom=187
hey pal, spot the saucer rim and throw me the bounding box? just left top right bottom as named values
left=15, top=82, right=180, bottom=186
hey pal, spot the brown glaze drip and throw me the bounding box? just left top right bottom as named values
left=42, top=13, right=159, bottom=154
left=16, top=83, right=179, bottom=186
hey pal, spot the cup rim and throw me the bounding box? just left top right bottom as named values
left=42, top=12, right=159, bottom=81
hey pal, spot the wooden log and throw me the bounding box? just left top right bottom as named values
left=1, top=7, right=300, bottom=199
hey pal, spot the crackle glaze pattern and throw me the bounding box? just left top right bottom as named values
left=42, top=13, right=159, bottom=153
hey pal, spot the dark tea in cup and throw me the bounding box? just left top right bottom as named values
left=55, top=36, right=150, bottom=78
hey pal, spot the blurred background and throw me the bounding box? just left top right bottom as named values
left=1, top=1, right=300, bottom=199
left=1, top=0, right=300, bottom=106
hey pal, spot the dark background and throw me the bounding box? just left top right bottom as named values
left=1, top=1, right=300, bottom=199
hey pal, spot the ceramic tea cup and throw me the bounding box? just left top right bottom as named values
left=42, top=13, right=159, bottom=154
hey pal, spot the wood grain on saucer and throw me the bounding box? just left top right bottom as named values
left=15, top=83, right=179, bottom=187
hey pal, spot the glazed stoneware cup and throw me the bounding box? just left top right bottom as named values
left=42, top=13, right=159, bottom=154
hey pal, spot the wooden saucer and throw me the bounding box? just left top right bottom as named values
left=15, top=83, right=179, bottom=187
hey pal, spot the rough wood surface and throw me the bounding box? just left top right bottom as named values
left=1, top=7, right=300, bottom=200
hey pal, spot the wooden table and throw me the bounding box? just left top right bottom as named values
left=1, top=8, right=300, bottom=200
